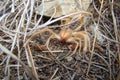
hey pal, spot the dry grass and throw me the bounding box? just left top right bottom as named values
left=0, top=0, right=120, bottom=80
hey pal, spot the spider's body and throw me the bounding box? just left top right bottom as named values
left=25, top=13, right=91, bottom=56
left=59, top=29, right=72, bottom=43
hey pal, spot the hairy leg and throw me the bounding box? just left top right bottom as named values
left=45, top=33, right=61, bottom=56
left=73, top=31, right=90, bottom=52
left=25, top=28, right=55, bottom=46
left=67, top=37, right=80, bottom=57
left=45, top=35, right=55, bottom=56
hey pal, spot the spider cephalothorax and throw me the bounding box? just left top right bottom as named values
left=59, top=29, right=72, bottom=43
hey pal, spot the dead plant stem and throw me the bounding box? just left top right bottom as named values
left=86, top=0, right=104, bottom=75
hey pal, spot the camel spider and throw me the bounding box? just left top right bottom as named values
left=25, top=28, right=90, bottom=56
left=25, top=13, right=91, bottom=56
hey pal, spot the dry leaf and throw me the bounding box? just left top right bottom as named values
left=90, top=24, right=105, bottom=44
left=35, top=0, right=92, bottom=18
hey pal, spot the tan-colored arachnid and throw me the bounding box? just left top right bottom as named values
left=59, top=28, right=90, bottom=52
left=25, top=12, right=91, bottom=56
left=25, top=28, right=90, bottom=56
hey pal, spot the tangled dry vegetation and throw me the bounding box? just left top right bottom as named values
left=0, top=0, right=120, bottom=80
